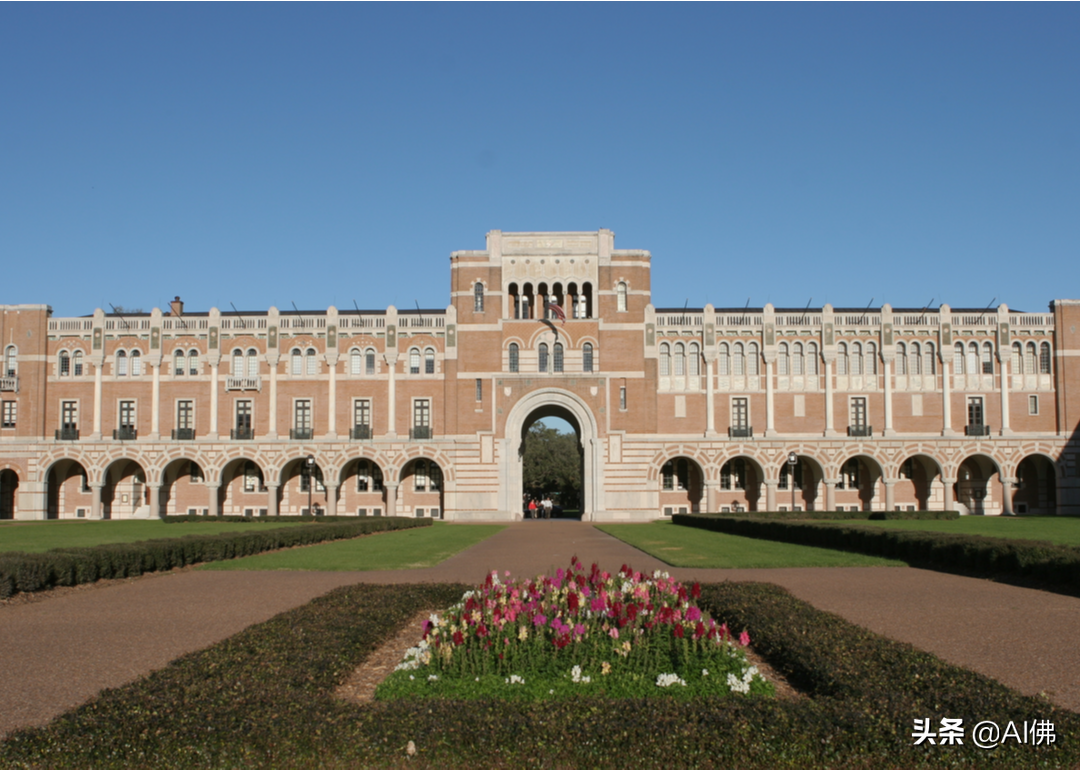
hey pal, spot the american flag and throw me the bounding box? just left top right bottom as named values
left=546, top=301, right=566, bottom=325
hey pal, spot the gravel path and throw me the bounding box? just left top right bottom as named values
left=1, top=520, right=1077, bottom=738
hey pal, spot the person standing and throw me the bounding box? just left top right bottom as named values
left=528, top=498, right=538, bottom=519
left=542, top=496, right=552, bottom=519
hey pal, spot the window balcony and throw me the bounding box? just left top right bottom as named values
left=290, top=428, right=314, bottom=440
left=728, top=426, right=753, bottom=439
left=171, top=428, right=196, bottom=440
left=351, top=424, right=372, bottom=440
left=847, top=425, right=873, bottom=438
left=55, top=427, right=79, bottom=441
left=113, top=426, right=138, bottom=441
left=225, top=376, right=261, bottom=391
left=410, top=426, right=432, bottom=440
left=231, top=427, right=254, bottom=440
left=965, top=424, right=991, bottom=437
left=0, top=376, right=18, bottom=393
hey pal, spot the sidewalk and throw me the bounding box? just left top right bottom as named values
left=1, top=521, right=1077, bottom=738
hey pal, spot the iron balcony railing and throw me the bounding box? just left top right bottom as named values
left=351, top=425, right=372, bottom=440
left=728, top=426, right=753, bottom=439
left=290, top=428, right=314, bottom=440
left=55, top=427, right=79, bottom=441
left=231, top=427, right=254, bottom=440
left=847, top=425, right=873, bottom=438
left=113, top=426, right=137, bottom=441
left=965, top=424, right=991, bottom=437
left=410, top=426, right=432, bottom=440
left=172, top=428, right=196, bottom=440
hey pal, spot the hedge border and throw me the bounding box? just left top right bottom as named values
left=674, top=514, right=1080, bottom=596
left=704, top=509, right=960, bottom=521
left=0, top=517, right=429, bottom=599
left=1, top=580, right=1074, bottom=768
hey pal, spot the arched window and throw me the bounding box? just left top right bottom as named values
left=747, top=342, right=760, bottom=375
left=866, top=342, right=877, bottom=375
left=356, top=459, right=384, bottom=492
left=291, top=349, right=302, bottom=376
left=1011, top=342, right=1023, bottom=373
left=350, top=349, right=362, bottom=375
left=509, top=343, right=519, bottom=373
left=806, top=342, right=819, bottom=375
left=365, top=349, right=376, bottom=375
left=688, top=342, right=700, bottom=377
left=72, top=350, right=83, bottom=376
left=409, top=348, right=420, bottom=375
left=521, top=283, right=533, bottom=320
left=116, top=349, right=128, bottom=376
left=474, top=282, right=484, bottom=312
left=953, top=343, right=965, bottom=374
left=924, top=342, right=936, bottom=375
left=1040, top=342, right=1052, bottom=374
left=966, top=342, right=979, bottom=376
left=720, top=458, right=747, bottom=490
left=553, top=342, right=564, bottom=373
left=583, top=342, right=593, bottom=373
left=981, top=342, right=994, bottom=375
left=187, top=349, right=198, bottom=376
left=616, top=282, right=628, bottom=312
left=1025, top=342, right=1037, bottom=374
left=538, top=343, right=549, bottom=372
left=910, top=342, right=922, bottom=375
left=129, top=349, right=142, bottom=376
left=659, top=343, right=671, bottom=376
left=306, top=348, right=317, bottom=375
left=896, top=343, right=907, bottom=375
left=718, top=343, right=730, bottom=376
left=247, top=349, right=259, bottom=377
left=674, top=342, right=685, bottom=376
left=792, top=342, right=803, bottom=375
left=581, top=282, right=593, bottom=319
left=732, top=343, right=745, bottom=376
left=661, top=458, right=689, bottom=491
left=3, top=345, right=15, bottom=377
left=424, top=347, right=435, bottom=374
left=851, top=342, right=863, bottom=375
left=231, top=349, right=243, bottom=376
left=59, top=350, right=71, bottom=376
left=509, top=283, right=520, bottom=319
left=777, top=343, right=789, bottom=376
left=836, top=343, right=848, bottom=375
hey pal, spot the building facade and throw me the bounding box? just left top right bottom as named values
left=1, top=230, right=1078, bottom=521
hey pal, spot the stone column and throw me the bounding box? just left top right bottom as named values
left=326, top=482, right=339, bottom=517
left=703, top=480, right=717, bottom=514
left=150, top=363, right=161, bottom=439
left=883, top=359, right=894, bottom=436
left=941, top=362, right=954, bottom=436
left=764, top=361, right=776, bottom=436
left=824, top=480, right=837, bottom=511
left=207, top=483, right=220, bottom=517
left=883, top=479, right=896, bottom=512
left=266, top=483, right=279, bottom=517
left=940, top=477, right=956, bottom=512
left=209, top=362, right=220, bottom=439
left=91, top=483, right=103, bottom=520
left=147, top=483, right=162, bottom=519
left=385, top=482, right=399, bottom=517
left=764, top=480, right=778, bottom=512
left=92, top=362, right=103, bottom=438
left=1001, top=478, right=1014, bottom=515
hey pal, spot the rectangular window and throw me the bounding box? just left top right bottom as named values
left=60, top=355, right=71, bottom=376
left=850, top=397, right=867, bottom=429
left=235, top=400, right=252, bottom=434
left=177, top=400, right=193, bottom=430
left=1, top=400, right=15, bottom=429
left=475, top=378, right=483, bottom=402
left=294, top=400, right=312, bottom=430
left=732, top=397, right=749, bottom=429
left=968, top=396, right=984, bottom=427
left=119, top=400, right=136, bottom=429
left=619, top=385, right=627, bottom=411
left=553, top=345, right=563, bottom=373
left=73, top=354, right=83, bottom=376
left=412, top=398, right=431, bottom=439
left=366, top=352, right=376, bottom=376
left=62, top=401, right=78, bottom=430
left=1029, top=395, right=1039, bottom=415
left=354, top=399, right=371, bottom=429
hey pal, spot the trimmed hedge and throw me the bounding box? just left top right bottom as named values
left=0, top=517, right=429, bottom=599
left=161, top=514, right=386, bottom=524
left=1, top=581, right=1075, bottom=768
left=707, top=509, right=960, bottom=521
left=674, top=514, right=1080, bottom=595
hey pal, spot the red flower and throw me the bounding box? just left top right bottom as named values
left=452, top=631, right=464, bottom=646
left=691, top=582, right=701, bottom=599
left=673, top=624, right=684, bottom=638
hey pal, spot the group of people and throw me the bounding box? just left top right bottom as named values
left=525, top=495, right=555, bottom=519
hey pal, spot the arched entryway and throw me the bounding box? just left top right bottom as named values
left=102, top=459, right=149, bottom=519
left=401, top=458, right=444, bottom=518
left=777, top=454, right=824, bottom=511
left=161, top=458, right=207, bottom=516
left=716, top=456, right=764, bottom=512
left=46, top=459, right=92, bottom=519
left=953, top=455, right=1002, bottom=515
left=659, top=456, right=704, bottom=516
left=1013, top=455, right=1057, bottom=515
left=279, top=457, right=329, bottom=515
left=340, top=458, right=389, bottom=516
left=219, top=458, right=268, bottom=517
left=0, top=469, right=18, bottom=519
left=834, top=455, right=884, bottom=512
left=501, top=389, right=601, bottom=520
left=895, top=454, right=945, bottom=511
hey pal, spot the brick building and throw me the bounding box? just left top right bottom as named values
left=1, top=230, right=1078, bottom=521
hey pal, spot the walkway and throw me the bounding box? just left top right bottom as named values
left=2, top=521, right=1078, bottom=738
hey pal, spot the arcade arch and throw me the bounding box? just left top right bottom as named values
left=45, top=459, right=91, bottom=519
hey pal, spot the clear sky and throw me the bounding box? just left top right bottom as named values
left=2, top=3, right=1077, bottom=318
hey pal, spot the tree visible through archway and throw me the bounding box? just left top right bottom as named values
left=522, top=419, right=582, bottom=515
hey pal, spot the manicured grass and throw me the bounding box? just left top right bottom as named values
left=820, top=516, right=1080, bottom=547
left=199, top=522, right=505, bottom=571
left=597, top=521, right=905, bottom=568
left=0, top=520, right=309, bottom=554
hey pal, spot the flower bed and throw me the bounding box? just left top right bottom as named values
left=376, top=558, right=773, bottom=701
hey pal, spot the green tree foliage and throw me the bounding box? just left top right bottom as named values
left=522, top=423, right=582, bottom=508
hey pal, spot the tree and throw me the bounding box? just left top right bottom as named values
left=522, top=422, right=582, bottom=509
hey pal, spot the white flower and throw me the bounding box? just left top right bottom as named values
left=702, top=669, right=709, bottom=677
left=505, top=674, right=525, bottom=685
left=428, top=675, right=438, bottom=681
left=409, top=675, right=415, bottom=681
left=569, top=665, right=591, bottom=684
left=656, top=673, right=687, bottom=688
left=727, top=665, right=759, bottom=694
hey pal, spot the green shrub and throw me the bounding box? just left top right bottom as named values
left=708, top=509, right=959, bottom=521
left=0, top=518, right=429, bottom=598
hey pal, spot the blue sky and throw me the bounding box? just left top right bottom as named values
left=2, top=3, right=1077, bottom=318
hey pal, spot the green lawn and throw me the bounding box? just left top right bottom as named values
left=822, top=516, right=1080, bottom=547
left=199, top=522, right=505, bottom=571
left=0, top=519, right=310, bottom=554
left=597, top=521, right=905, bottom=568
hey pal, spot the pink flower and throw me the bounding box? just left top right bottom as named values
left=739, top=630, right=750, bottom=647
left=533, top=614, right=547, bottom=627
left=608, top=627, right=619, bottom=639
left=574, top=623, right=586, bottom=636
left=686, top=606, right=702, bottom=623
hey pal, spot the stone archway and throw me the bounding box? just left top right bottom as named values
left=501, top=389, right=601, bottom=521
